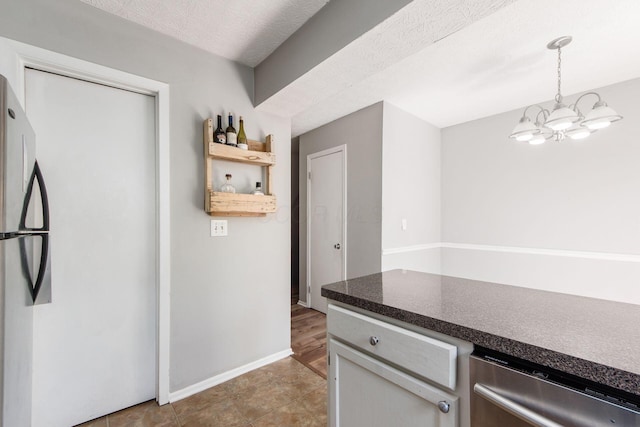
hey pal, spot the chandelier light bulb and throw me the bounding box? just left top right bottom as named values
left=588, top=121, right=611, bottom=130
left=566, top=127, right=591, bottom=140
left=528, top=134, right=546, bottom=145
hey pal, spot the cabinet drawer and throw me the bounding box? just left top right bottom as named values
left=327, top=304, right=457, bottom=389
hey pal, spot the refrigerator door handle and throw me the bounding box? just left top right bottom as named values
left=20, top=160, right=50, bottom=234
left=31, top=233, right=49, bottom=302
left=19, top=160, right=51, bottom=303
left=17, top=234, right=49, bottom=303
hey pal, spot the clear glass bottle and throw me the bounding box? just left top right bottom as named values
left=220, top=174, right=236, bottom=193
left=252, top=181, right=264, bottom=195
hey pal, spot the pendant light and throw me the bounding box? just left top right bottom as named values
left=509, top=36, right=622, bottom=145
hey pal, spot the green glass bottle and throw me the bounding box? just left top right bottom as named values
left=237, top=116, right=248, bottom=150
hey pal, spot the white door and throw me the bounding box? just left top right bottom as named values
left=308, top=147, right=345, bottom=313
left=25, top=69, right=157, bottom=427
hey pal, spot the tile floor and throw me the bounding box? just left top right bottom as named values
left=78, top=357, right=326, bottom=427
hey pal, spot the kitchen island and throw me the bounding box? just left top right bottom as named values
left=322, top=269, right=640, bottom=426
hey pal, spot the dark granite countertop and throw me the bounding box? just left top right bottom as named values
left=321, top=269, right=640, bottom=397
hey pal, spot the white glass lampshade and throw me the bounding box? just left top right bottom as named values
left=528, top=134, right=546, bottom=145
left=582, top=101, right=622, bottom=130
left=510, top=116, right=541, bottom=141
left=544, top=103, right=581, bottom=131
left=566, top=127, right=591, bottom=140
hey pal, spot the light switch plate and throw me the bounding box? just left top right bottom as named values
left=401, top=218, right=407, bottom=231
left=211, top=220, right=228, bottom=237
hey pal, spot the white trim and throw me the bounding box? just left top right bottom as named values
left=342, top=147, right=348, bottom=279
left=440, top=242, right=640, bottom=263
left=381, top=241, right=640, bottom=263
left=297, top=300, right=309, bottom=308
left=168, top=349, right=294, bottom=403
left=3, top=37, right=172, bottom=405
left=306, top=145, right=347, bottom=310
left=382, top=243, right=441, bottom=256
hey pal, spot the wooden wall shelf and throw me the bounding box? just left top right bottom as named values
left=207, top=192, right=277, bottom=217
left=203, top=118, right=276, bottom=217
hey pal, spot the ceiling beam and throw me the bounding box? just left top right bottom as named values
left=254, top=0, right=412, bottom=106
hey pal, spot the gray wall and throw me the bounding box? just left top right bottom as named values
left=298, top=102, right=383, bottom=302
left=441, top=78, right=640, bottom=305
left=381, top=102, right=441, bottom=273
left=1, top=0, right=291, bottom=392
left=254, top=0, right=411, bottom=105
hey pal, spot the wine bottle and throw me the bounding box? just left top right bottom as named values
left=225, top=113, right=237, bottom=147
left=237, top=116, right=248, bottom=150
left=214, top=115, right=226, bottom=144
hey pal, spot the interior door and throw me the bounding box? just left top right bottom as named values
left=308, top=147, right=345, bottom=313
left=25, top=69, right=157, bottom=427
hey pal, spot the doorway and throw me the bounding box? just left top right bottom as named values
left=25, top=69, right=157, bottom=427
left=307, top=145, right=346, bottom=313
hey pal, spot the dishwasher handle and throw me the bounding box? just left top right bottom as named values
left=474, top=383, right=563, bottom=427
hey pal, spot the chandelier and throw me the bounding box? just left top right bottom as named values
left=509, top=36, right=623, bottom=145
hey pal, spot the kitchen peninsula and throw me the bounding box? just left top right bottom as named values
left=322, top=269, right=640, bottom=426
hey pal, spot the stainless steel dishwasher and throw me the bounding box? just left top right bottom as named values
left=470, top=348, right=640, bottom=426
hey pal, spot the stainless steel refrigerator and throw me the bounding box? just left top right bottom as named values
left=0, top=73, right=51, bottom=426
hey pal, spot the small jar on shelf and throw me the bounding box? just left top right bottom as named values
left=220, top=174, right=236, bottom=193
left=252, top=182, right=264, bottom=195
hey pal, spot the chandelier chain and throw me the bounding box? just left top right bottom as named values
left=556, top=47, right=562, bottom=103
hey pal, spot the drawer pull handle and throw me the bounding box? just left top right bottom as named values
left=369, top=336, right=379, bottom=346
left=438, top=401, right=450, bottom=414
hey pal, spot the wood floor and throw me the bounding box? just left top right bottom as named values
left=290, top=304, right=327, bottom=379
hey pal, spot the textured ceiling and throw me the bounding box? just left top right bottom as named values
left=273, top=0, right=640, bottom=135
left=80, top=0, right=329, bottom=66
left=80, top=0, right=640, bottom=136
left=254, top=0, right=516, bottom=135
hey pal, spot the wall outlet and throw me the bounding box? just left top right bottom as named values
left=401, top=218, right=407, bottom=231
left=210, top=220, right=228, bottom=237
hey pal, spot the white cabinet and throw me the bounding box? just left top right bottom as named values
left=327, top=304, right=463, bottom=427
left=329, top=339, right=458, bottom=427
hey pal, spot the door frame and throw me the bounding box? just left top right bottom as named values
left=1, top=36, right=172, bottom=404
left=306, top=144, right=347, bottom=309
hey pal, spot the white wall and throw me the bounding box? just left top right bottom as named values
left=0, top=0, right=291, bottom=394
left=298, top=102, right=383, bottom=302
left=381, top=102, right=441, bottom=273
left=441, top=78, right=640, bottom=305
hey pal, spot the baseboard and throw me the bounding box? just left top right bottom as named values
left=297, top=300, right=308, bottom=308
left=168, top=348, right=293, bottom=403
